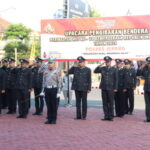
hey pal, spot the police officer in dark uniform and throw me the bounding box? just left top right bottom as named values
left=16, top=59, right=32, bottom=118
left=68, top=56, right=91, bottom=120
left=6, top=58, right=17, bottom=114
left=32, top=58, right=44, bottom=115
left=94, top=56, right=118, bottom=121
left=124, top=59, right=136, bottom=115
left=137, top=57, right=150, bottom=122
left=0, top=67, right=6, bottom=114
left=1, top=58, right=9, bottom=109
left=114, top=59, right=126, bottom=118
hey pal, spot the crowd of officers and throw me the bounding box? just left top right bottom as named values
left=0, top=56, right=150, bottom=124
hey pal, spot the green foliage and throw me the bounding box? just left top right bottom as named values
left=90, top=7, right=101, bottom=17
left=4, top=41, right=29, bottom=59
left=4, top=23, right=35, bottom=60
left=5, top=24, right=32, bottom=41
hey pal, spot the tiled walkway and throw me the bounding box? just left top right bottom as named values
left=0, top=107, right=150, bottom=150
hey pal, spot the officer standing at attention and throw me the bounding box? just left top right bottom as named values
left=42, top=58, right=62, bottom=124
left=16, top=59, right=32, bottom=118
left=94, top=56, right=118, bottom=121
left=137, top=57, right=150, bottom=122
left=124, top=59, right=136, bottom=115
left=68, top=56, right=91, bottom=120
left=1, top=58, right=9, bottom=109
left=114, top=59, right=126, bottom=118
left=32, top=58, right=44, bottom=115
left=6, top=58, right=17, bottom=114
left=0, top=67, right=6, bottom=114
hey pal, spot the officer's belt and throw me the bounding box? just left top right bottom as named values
left=46, top=85, right=57, bottom=89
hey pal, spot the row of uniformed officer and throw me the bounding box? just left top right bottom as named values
left=1, top=58, right=9, bottom=109
left=94, top=56, right=118, bottom=121
left=16, top=59, right=32, bottom=118
left=123, top=59, right=136, bottom=115
left=137, top=57, right=150, bottom=122
left=0, top=66, right=6, bottom=114
left=114, top=59, right=126, bottom=118
left=68, top=56, right=91, bottom=120
left=32, top=58, right=44, bottom=115
left=6, top=58, right=17, bottom=114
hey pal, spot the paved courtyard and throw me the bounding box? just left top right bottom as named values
left=0, top=90, right=149, bottom=150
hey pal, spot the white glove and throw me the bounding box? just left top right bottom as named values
left=56, top=93, right=61, bottom=98
left=40, top=92, right=45, bottom=96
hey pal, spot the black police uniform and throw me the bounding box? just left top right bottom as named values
left=124, top=59, right=136, bottom=115
left=114, top=59, right=126, bottom=117
left=16, top=59, right=32, bottom=118
left=68, top=56, right=91, bottom=119
left=6, top=59, right=17, bottom=114
left=32, top=58, right=44, bottom=115
left=94, top=56, right=118, bottom=121
left=0, top=68, right=6, bottom=113
left=1, top=59, right=9, bottom=109
left=137, top=57, right=150, bottom=122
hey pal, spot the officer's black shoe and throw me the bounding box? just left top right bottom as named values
left=82, top=118, right=86, bottom=120
left=101, top=118, right=108, bottom=121
left=37, top=113, right=42, bottom=116
left=32, top=112, right=38, bottom=115
left=11, top=112, right=16, bottom=114
left=144, top=119, right=150, bottom=122
left=51, top=121, right=56, bottom=124
left=44, top=120, right=52, bottom=124
left=7, top=111, right=13, bottom=114
left=107, top=118, right=114, bottom=121
left=114, top=115, right=119, bottom=117
left=22, top=115, right=27, bottom=119
left=119, top=115, right=124, bottom=118
left=128, top=112, right=133, bottom=115
left=17, top=115, right=23, bottom=118
left=74, top=117, right=81, bottom=120
left=0, top=109, right=1, bottom=114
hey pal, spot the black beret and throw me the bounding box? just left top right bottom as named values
left=124, top=59, right=131, bottom=65
left=19, top=59, right=29, bottom=64
left=104, top=56, right=112, bottom=62
left=1, top=58, right=9, bottom=63
left=77, top=56, right=86, bottom=63
left=9, top=58, right=15, bottom=63
left=35, top=57, right=43, bottom=63
left=115, top=59, right=122, bottom=64
left=146, top=57, right=150, bottom=63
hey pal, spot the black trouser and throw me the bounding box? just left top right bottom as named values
left=7, top=89, right=17, bottom=113
left=34, top=88, right=44, bottom=113
left=0, top=92, right=2, bottom=112
left=101, top=90, right=114, bottom=119
left=45, top=88, right=58, bottom=122
left=124, top=88, right=134, bottom=114
left=1, top=92, right=8, bottom=109
left=114, top=90, right=125, bottom=117
left=144, top=91, right=150, bottom=120
left=75, top=90, right=88, bottom=119
left=17, top=89, right=29, bottom=117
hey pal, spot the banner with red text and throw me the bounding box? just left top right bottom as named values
left=41, top=15, right=150, bottom=61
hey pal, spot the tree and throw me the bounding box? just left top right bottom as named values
left=3, top=42, right=29, bottom=59
left=4, top=24, right=32, bottom=60
left=90, top=7, right=101, bottom=17
left=5, top=24, right=32, bottom=41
